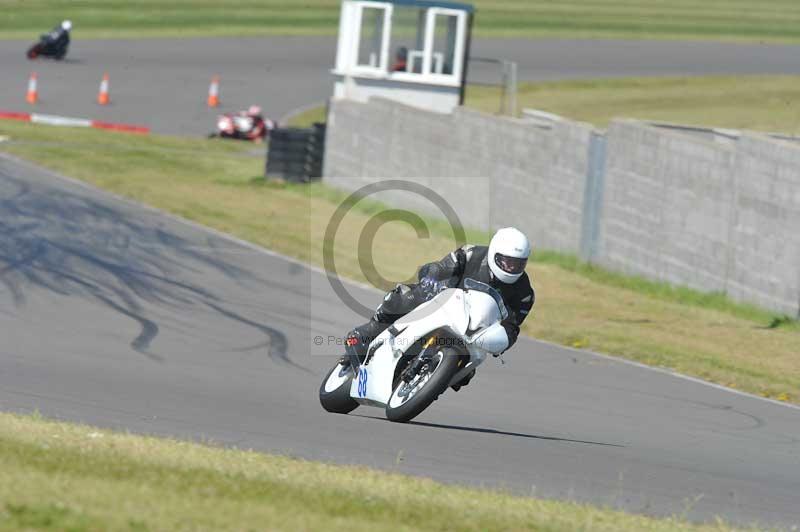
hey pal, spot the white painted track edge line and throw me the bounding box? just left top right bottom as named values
left=2, top=151, right=798, bottom=413
left=31, top=114, right=93, bottom=128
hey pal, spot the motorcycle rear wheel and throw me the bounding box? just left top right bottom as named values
left=319, top=361, right=359, bottom=414
left=26, top=44, right=42, bottom=59
left=385, top=346, right=460, bottom=423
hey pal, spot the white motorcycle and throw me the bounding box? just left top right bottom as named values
left=319, top=279, right=510, bottom=423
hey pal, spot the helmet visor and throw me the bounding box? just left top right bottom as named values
left=494, top=253, right=527, bottom=275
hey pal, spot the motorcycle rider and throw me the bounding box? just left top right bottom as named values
left=245, top=105, right=275, bottom=138
left=28, top=20, right=71, bottom=60
left=343, top=227, right=535, bottom=390
left=391, top=46, right=409, bottom=72
left=246, top=105, right=263, bottom=120
left=46, top=20, right=71, bottom=55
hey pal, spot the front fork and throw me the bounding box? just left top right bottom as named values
left=399, top=335, right=439, bottom=383
left=401, top=352, right=433, bottom=383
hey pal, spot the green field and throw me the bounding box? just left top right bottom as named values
left=289, top=76, right=800, bottom=135
left=3, top=0, right=800, bottom=42
left=1, top=119, right=798, bottom=406
left=467, top=76, right=800, bottom=135
left=0, top=412, right=752, bottom=531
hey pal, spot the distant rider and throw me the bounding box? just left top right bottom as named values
left=342, top=227, right=535, bottom=390
left=47, top=20, right=72, bottom=54
left=391, top=46, right=409, bottom=72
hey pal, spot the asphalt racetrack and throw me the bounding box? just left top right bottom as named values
left=3, top=37, right=800, bottom=134
left=1, top=155, right=799, bottom=527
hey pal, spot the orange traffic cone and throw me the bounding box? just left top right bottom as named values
left=26, top=72, right=38, bottom=105
left=207, top=75, right=220, bottom=107
left=97, top=72, right=110, bottom=105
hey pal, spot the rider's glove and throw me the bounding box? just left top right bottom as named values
left=419, top=276, right=446, bottom=295
left=419, top=277, right=444, bottom=292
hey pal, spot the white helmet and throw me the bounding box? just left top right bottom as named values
left=488, top=227, right=531, bottom=284
left=61, top=20, right=72, bottom=31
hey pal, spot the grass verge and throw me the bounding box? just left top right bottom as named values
left=4, top=0, right=800, bottom=43
left=467, top=75, right=800, bottom=135
left=1, top=120, right=798, bottom=405
left=0, top=411, right=752, bottom=531
left=288, top=76, right=800, bottom=136
left=285, top=104, right=328, bottom=128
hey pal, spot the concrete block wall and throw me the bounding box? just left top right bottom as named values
left=324, top=98, right=594, bottom=254
left=599, top=120, right=736, bottom=293
left=728, top=134, right=800, bottom=314
left=325, top=98, right=489, bottom=230
left=460, top=108, right=594, bottom=253
left=599, top=121, right=800, bottom=315
left=323, top=98, right=800, bottom=316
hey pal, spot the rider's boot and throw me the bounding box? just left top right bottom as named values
left=339, top=283, right=418, bottom=368
left=339, top=319, right=390, bottom=368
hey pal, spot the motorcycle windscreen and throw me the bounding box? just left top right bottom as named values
left=393, top=288, right=470, bottom=338
left=466, top=290, right=505, bottom=331
left=463, top=278, right=508, bottom=326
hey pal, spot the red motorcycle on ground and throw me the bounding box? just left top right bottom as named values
left=209, top=106, right=275, bottom=143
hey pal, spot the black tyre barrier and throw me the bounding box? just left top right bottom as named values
left=265, top=123, right=326, bottom=183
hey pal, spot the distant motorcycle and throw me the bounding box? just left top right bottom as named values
left=27, top=20, right=71, bottom=60
left=209, top=106, right=275, bottom=142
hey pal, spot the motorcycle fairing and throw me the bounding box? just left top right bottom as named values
left=350, top=288, right=491, bottom=406
left=349, top=288, right=471, bottom=406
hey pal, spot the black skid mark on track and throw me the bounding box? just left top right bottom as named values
left=34, top=262, right=163, bottom=361
left=577, top=378, right=767, bottom=431
left=0, top=238, right=46, bottom=306
left=0, top=168, right=289, bottom=362
left=230, top=341, right=270, bottom=353
left=205, top=301, right=312, bottom=374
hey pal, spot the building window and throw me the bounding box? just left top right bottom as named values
left=425, top=8, right=465, bottom=80
left=431, top=12, right=459, bottom=75
left=354, top=3, right=390, bottom=73
left=388, top=6, right=426, bottom=74
left=343, top=2, right=467, bottom=84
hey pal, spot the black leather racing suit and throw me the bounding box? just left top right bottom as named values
left=345, top=245, right=535, bottom=366
left=43, top=26, right=70, bottom=57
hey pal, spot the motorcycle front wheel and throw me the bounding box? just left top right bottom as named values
left=319, top=361, right=359, bottom=414
left=385, top=346, right=460, bottom=423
